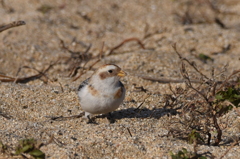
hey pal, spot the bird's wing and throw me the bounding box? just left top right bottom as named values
left=78, top=78, right=90, bottom=91
left=119, top=81, right=124, bottom=88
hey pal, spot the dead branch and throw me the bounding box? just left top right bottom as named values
left=72, top=42, right=104, bottom=81
left=108, top=38, right=145, bottom=55
left=0, top=21, right=25, bottom=33
left=45, top=132, right=66, bottom=147
left=172, top=43, right=228, bottom=146
left=137, top=74, right=230, bottom=86
left=212, top=112, right=222, bottom=146
left=45, top=112, right=85, bottom=121
left=60, top=39, right=92, bottom=61
left=72, top=59, right=100, bottom=82
left=134, top=94, right=150, bottom=111
left=0, top=61, right=58, bottom=83
left=173, top=44, right=210, bottom=81
left=138, top=75, right=210, bottom=83
left=126, top=128, right=133, bottom=137
left=0, top=112, right=12, bottom=119
left=219, top=140, right=239, bottom=159
left=217, top=69, right=240, bottom=92
left=143, top=30, right=163, bottom=39
left=180, top=61, right=209, bottom=102
left=68, top=66, right=81, bottom=78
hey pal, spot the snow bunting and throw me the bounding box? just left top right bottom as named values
left=78, top=64, right=126, bottom=120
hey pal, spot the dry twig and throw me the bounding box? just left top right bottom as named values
left=173, top=43, right=210, bottom=81
left=0, top=21, right=25, bottom=33
left=45, top=132, right=66, bottom=147
left=219, top=140, right=239, bottom=159
left=138, top=75, right=210, bottom=83
left=72, top=42, right=104, bottom=81
left=126, top=128, right=133, bottom=137
left=0, top=112, right=12, bottom=120
left=45, top=112, right=84, bottom=121
left=169, top=44, right=240, bottom=146
left=0, top=61, right=58, bottom=83
left=108, top=38, right=145, bottom=55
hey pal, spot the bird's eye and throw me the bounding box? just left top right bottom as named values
left=108, top=70, right=113, bottom=73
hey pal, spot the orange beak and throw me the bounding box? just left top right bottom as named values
left=117, top=70, right=126, bottom=77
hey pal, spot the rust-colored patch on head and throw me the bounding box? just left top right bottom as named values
left=99, top=72, right=109, bottom=80
left=114, top=87, right=123, bottom=99
left=98, top=64, right=122, bottom=80
left=88, top=85, right=99, bottom=96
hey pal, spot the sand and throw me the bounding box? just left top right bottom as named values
left=0, top=0, right=240, bottom=158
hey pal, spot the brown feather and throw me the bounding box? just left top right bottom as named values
left=114, top=87, right=123, bottom=99
left=88, top=85, right=99, bottom=96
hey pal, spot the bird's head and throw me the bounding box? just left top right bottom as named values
left=91, top=64, right=126, bottom=87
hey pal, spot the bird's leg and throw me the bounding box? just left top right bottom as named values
left=85, top=113, right=97, bottom=124
left=87, top=117, right=97, bottom=124
left=87, top=115, right=93, bottom=123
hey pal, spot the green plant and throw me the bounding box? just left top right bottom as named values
left=170, top=148, right=190, bottom=159
left=37, top=4, right=53, bottom=14
left=215, top=87, right=240, bottom=116
left=0, top=141, right=7, bottom=153
left=198, top=53, right=214, bottom=63
left=170, top=148, right=207, bottom=159
left=15, top=138, right=45, bottom=159
left=188, top=130, right=204, bottom=144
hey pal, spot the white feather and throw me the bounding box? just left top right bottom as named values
left=78, top=64, right=126, bottom=117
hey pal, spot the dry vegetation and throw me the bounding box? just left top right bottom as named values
left=0, top=0, right=240, bottom=158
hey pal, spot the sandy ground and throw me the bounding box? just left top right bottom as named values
left=0, top=0, right=240, bottom=158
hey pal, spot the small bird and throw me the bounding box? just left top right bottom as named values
left=78, top=64, right=126, bottom=121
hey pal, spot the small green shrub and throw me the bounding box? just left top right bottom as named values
left=170, top=148, right=207, bottom=159
left=15, top=138, right=45, bottom=159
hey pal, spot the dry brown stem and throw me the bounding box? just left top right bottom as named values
left=0, top=112, right=11, bottom=119
left=0, top=21, right=25, bottom=33
left=170, top=44, right=238, bottom=146
left=0, top=61, right=58, bottom=83
left=72, top=42, right=104, bottom=81
left=219, top=140, right=239, bottom=159
left=108, top=38, right=145, bottom=55
left=138, top=75, right=211, bottom=83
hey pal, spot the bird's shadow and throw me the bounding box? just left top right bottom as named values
left=45, top=107, right=179, bottom=124
left=95, top=107, right=179, bottom=123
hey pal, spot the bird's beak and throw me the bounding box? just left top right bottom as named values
left=117, top=70, right=126, bottom=77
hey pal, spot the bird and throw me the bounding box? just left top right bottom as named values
left=77, top=64, right=126, bottom=122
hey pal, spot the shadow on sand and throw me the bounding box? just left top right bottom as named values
left=44, top=107, right=179, bottom=124
left=94, top=107, right=179, bottom=123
